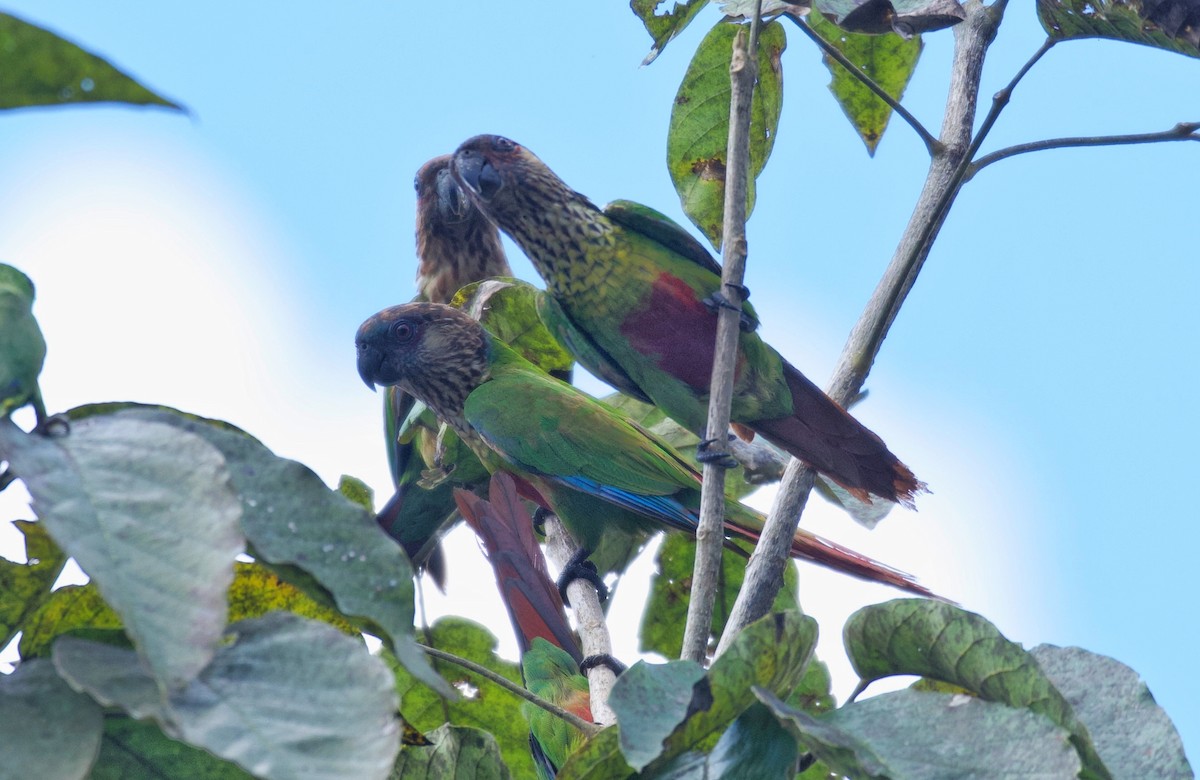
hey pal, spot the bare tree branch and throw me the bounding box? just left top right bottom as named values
left=716, top=0, right=1023, bottom=656
left=682, top=2, right=765, bottom=665
left=418, top=643, right=602, bottom=737
left=967, top=121, right=1200, bottom=178
left=543, top=513, right=618, bottom=726
left=787, top=15, right=940, bottom=154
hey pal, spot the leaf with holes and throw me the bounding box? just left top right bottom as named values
left=631, top=0, right=713, bottom=65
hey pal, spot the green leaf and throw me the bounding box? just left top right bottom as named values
left=54, top=612, right=401, bottom=780
left=609, top=659, right=708, bottom=771
left=759, top=687, right=1082, bottom=779
left=452, top=278, right=575, bottom=379
left=90, top=718, right=254, bottom=780
left=226, top=561, right=357, bottom=633
left=556, top=727, right=635, bottom=780
left=808, top=12, right=923, bottom=155
left=0, top=657, right=103, bottom=780
left=0, top=264, right=46, bottom=417
left=844, top=599, right=1111, bottom=780
left=18, top=582, right=121, bottom=658
left=389, top=617, right=536, bottom=779
left=0, top=415, right=244, bottom=690
left=338, top=474, right=375, bottom=511
left=1038, top=0, right=1200, bottom=57
left=0, top=13, right=182, bottom=111
left=667, top=20, right=786, bottom=250
left=639, top=534, right=798, bottom=658
left=630, top=0, right=713, bottom=65
left=0, top=520, right=66, bottom=651
left=389, top=724, right=513, bottom=780
left=67, top=403, right=451, bottom=698
left=1030, top=645, right=1193, bottom=779
left=648, top=702, right=800, bottom=779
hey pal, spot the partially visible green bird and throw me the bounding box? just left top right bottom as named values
left=0, top=264, right=47, bottom=422
left=357, top=302, right=934, bottom=597
left=522, top=637, right=592, bottom=778
left=451, top=134, right=925, bottom=509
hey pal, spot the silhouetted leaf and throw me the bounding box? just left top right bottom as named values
left=814, top=0, right=964, bottom=35
left=0, top=13, right=182, bottom=111
left=668, top=20, right=786, bottom=250
left=1038, top=0, right=1200, bottom=55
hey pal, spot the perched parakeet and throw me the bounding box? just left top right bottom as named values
left=357, top=302, right=933, bottom=596
left=377, top=154, right=514, bottom=585
left=451, top=135, right=924, bottom=508
left=522, top=637, right=592, bottom=778
left=0, top=264, right=47, bottom=421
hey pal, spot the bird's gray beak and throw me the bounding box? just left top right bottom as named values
left=356, top=343, right=381, bottom=392
left=454, top=150, right=502, bottom=201
left=435, top=168, right=470, bottom=223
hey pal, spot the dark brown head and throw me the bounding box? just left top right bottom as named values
left=413, top=155, right=511, bottom=303
left=356, top=302, right=492, bottom=423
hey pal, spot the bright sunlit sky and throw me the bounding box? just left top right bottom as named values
left=0, top=2, right=1196, bottom=760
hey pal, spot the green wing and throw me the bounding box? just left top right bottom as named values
left=604, top=199, right=723, bottom=276
left=535, top=291, right=651, bottom=403
left=464, top=354, right=696, bottom=498
left=0, top=264, right=46, bottom=418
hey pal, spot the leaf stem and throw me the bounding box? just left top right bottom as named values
left=682, top=2, right=765, bottom=666
left=417, top=643, right=602, bottom=737
left=787, top=15, right=939, bottom=154
left=967, top=121, right=1200, bottom=178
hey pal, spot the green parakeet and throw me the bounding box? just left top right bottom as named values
left=0, top=264, right=46, bottom=422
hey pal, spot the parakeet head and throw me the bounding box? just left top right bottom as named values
left=356, top=303, right=491, bottom=420
left=452, top=134, right=585, bottom=218
left=415, top=154, right=471, bottom=228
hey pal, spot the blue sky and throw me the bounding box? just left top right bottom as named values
left=0, top=1, right=1196, bottom=760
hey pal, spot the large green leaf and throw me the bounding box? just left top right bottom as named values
left=0, top=13, right=182, bottom=111
left=389, top=617, right=536, bottom=779
left=759, top=687, right=1082, bottom=778
left=0, top=658, right=103, bottom=780
left=389, top=724, right=513, bottom=780
left=1038, top=0, right=1200, bottom=56
left=0, top=415, right=243, bottom=691
left=54, top=613, right=401, bottom=780
left=90, top=718, right=254, bottom=780
left=631, top=0, right=713, bottom=64
left=609, top=659, right=708, bottom=771
left=67, top=403, right=450, bottom=697
left=0, top=264, right=46, bottom=417
left=844, top=599, right=1111, bottom=780
left=808, top=12, right=923, bottom=154
left=639, top=534, right=798, bottom=658
left=0, top=520, right=66, bottom=652
left=18, top=582, right=122, bottom=658
left=667, top=19, right=786, bottom=250
left=1031, top=645, right=1193, bottom=779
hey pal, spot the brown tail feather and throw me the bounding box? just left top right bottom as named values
left=750, top=359, right=926, bottom=508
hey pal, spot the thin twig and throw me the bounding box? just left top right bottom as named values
left=542, top=514, right=618, bottom=726
left=418, top=643, right=602, bottom=737
left=967, top=122, right=1200, bottom=178
left=787, top=15, right=939, bottom=154
left=717, top=0, right=1019, bottom=655
left=682, top=3, right=764, bottom=666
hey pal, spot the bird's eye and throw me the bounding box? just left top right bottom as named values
left=491, top=136, right=516, bottom=152
left=413, top=174, right=421, bottom=192
left=390, top=320, right=416, bottom=343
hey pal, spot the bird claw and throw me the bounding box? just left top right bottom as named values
left=532, top=506, right=551, bottom=536
left=725, top=282, right=750, bottom=300
left=696, top=435, right=739, bottom=469
left=579, top=653, right=626, bottom=677
left=34, top=413, right=70, bottom=438
left=556, top=548, right=608, bottom=606
left=702, top=291, right=758, bottom=333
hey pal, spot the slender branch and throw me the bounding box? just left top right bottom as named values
left=542, top=514, right=618, bottom=726
left=682, top=4, right=764, bottom=665
left=717, top=0, right=1017, bottom=656
left=967, top=122, right=1200, bottom=178
left=787, top=15, right=939, bottom=154
left=418, top=643, right=602, bottom=737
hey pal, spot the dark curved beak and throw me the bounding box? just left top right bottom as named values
left=435, top=168, right=469, bottom=223
left=453, top=149, right=502, bottom=201
left=356, top=342, right=381, bottom=391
